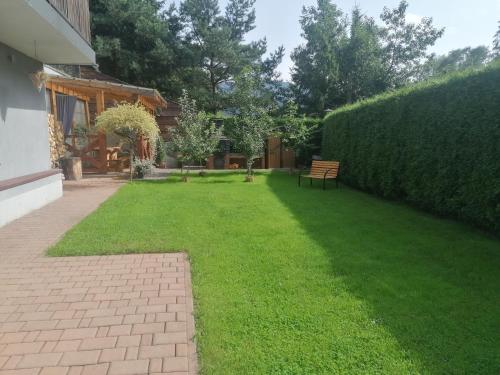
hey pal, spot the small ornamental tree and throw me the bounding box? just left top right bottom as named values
left=279, top=101, right=317, bottom=173
left=227, top=69, right=273, bottom=181
left=95, top=103, right=159, bottom=180
left=169, top=91, right=223, bottom=181
left=229, top=108, right=273, bottom=180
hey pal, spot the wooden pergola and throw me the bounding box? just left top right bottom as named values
left=46, top=76, right=167, bottom=173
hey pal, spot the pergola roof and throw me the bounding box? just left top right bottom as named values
left=47, top=75, right=168, bottom=110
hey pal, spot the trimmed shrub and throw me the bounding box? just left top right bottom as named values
left=322, top=62, right=500, bottom=234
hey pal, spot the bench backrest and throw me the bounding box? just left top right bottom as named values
left=310, top=160, right=340, bottom=178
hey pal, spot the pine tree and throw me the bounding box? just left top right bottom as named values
left=180, top=0, right=267, bottom=113
left=90, top=0, right=186, bottom=99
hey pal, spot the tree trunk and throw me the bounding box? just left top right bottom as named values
left=245, top=159, right=254, bottom=182
left=209, top=61, right=218, bottom=115
left=199, top=159, right=206, bottom=176
left=182, top=168, right=190, bottom=182
left=129, top=150, right=134, bottom=181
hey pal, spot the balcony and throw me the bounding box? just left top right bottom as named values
left=0, top=0, right=95, bottom=64
left=47, top=0, right=91, bottom=45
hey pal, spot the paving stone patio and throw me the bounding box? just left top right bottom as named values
left=0, top=177, right=197, bottom=375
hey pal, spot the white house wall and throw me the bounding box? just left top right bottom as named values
left=0, top=42, right=51, bottom=180
left=0, top=42, right=63, bottom=228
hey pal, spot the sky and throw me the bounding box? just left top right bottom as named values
left=168, top=0, right=500, bottom=81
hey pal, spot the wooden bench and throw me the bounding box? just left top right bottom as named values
left=298, top=160, right=340, bottom=190
left=183, top=165, right=206, bottom=172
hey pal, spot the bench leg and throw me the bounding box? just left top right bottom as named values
left=298, top=175, right=301, bottom=187
left=310, top=178, right=312, bottom=187
left=323, top=178, right=326, bottom=190
left=336, top=179, right=339, bottom=188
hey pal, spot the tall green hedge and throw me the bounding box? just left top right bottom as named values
left=322, top=63, right=500, bottom=234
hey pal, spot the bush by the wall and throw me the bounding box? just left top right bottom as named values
left=322, top=63, right=500, bottom=234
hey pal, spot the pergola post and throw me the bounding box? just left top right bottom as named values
left=137, top=135, right=145, bottom=160
left=96, top=90, right=107, bottom=174
left=207, top=156, right=214, bottom=170
left=51, top=88, right=58, bottom=121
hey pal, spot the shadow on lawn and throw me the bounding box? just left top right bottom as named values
left=266, top=172, right=500, bottom=374
left=140, top=171, right=266, bottom=185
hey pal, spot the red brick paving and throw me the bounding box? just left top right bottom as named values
left=0, top=178, right=197, bottom=374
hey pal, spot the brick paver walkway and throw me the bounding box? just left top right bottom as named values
left=0, top=178, right=197, bottom=375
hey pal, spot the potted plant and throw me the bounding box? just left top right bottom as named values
left=132, top=158, right=153, bottom=179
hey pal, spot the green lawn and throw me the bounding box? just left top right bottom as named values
left=49, top=172, right=500, bottom=374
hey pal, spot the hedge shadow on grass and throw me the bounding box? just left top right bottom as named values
left=266, top=171, right=500, bottom=374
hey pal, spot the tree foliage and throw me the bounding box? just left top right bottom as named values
left=90, top=0, right=284, bottom=112
left=379, top=1, right=444, bottom=86
left=168, top=91, right=223, bottom=172
left=340, top=7, right=386, bottom=105
left=90, top=0, right=185, bottom=98
left=179, top=0, right=282, bottom=112
left=226, top=69, right=273, bottom=178
left=96, top=103, right=159, bottom=143
left=95, top=103, right=159, bottom=179
left=494, top=21, right=500, bottom=58
left=291, top=0, right=346, bottom=115
left=279, top=102, right=317, bottom=164
left=291, top=0, right=444, bottom=114
left=418, top=46, right=491, bottom=79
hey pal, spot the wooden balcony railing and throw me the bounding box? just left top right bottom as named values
left=47, top=0, right=91, bottom=44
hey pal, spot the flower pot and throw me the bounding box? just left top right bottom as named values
left=245, top=175, right=254, bottom=182
left=61, top=157, right=82, bottom=181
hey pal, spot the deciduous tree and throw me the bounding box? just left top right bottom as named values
left=494, top=22, right=500, bottom=58
left=95, top=103, right=159, bottom=180
left=292, top=0, right=444, bottom=114
left=380, top=1, right=444, bottom=87
left=279, top=101, right=317, bottom=173
left=226, top=69, right=273, bottom=180
left=168, top=91, right=223, bottom=180
left=418, top=46, right=491, bottom=79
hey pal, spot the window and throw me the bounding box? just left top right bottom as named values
left=73, top=99, right=87, bottom=129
